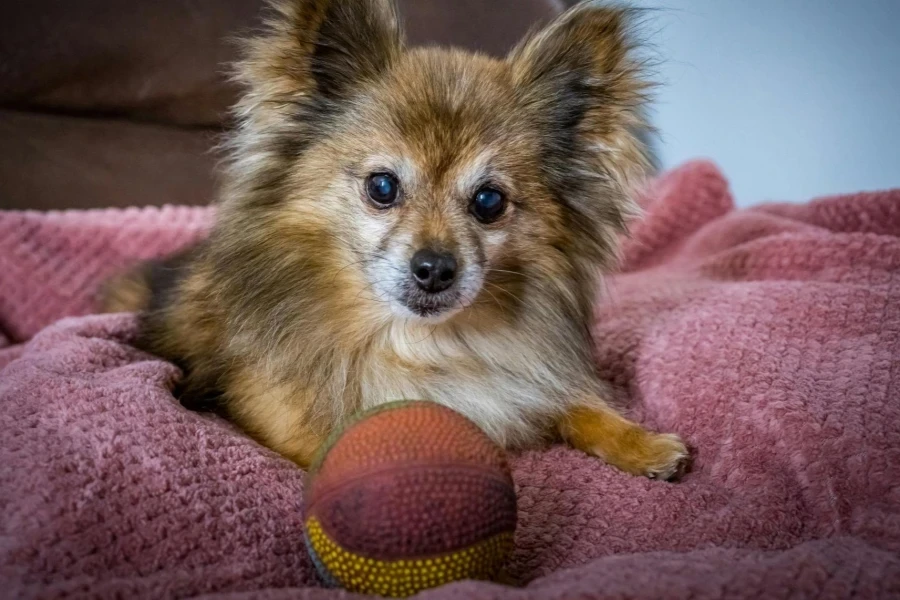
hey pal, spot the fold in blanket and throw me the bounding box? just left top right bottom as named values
left=2, top=161, right=899, bottom=599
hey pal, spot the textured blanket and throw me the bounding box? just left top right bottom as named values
left=2, top=161, right=899, bottom=599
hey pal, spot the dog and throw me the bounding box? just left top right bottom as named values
left=103, top=0, right=689, bottom=480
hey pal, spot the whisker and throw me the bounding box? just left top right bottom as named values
left=411, top=325, right=439, bottom=345
left=484, top=268, right=524, bottom=277
left=479, top=286, right=509, bottom=316
left=485, top=281, right=526, bottom=306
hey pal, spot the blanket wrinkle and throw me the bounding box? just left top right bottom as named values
left=2, top=160, right=899, bottom=599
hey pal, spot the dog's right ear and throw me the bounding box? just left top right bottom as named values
left=237, top=0, right=402, bottom=106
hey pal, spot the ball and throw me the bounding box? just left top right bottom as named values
left=303, top=400, right=517, bottom=597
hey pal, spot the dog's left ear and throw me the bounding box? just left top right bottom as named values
left=509, top=2, right=651, bottom=228
left=238, top=0, right=403, bottom=107
left=303, top=0, right=403, bottom=102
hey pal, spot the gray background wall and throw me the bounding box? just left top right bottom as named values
left=637, top=0, right=899, bottom=207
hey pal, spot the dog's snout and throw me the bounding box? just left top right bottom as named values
left=410, top=249, right=457, bottom=293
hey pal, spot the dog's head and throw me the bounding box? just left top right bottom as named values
left=222, top=0, right=650, bottom=329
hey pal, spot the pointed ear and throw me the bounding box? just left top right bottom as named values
left=508, top=2, right=651, bottom=206
left=238, top=0, right=402, bottom=104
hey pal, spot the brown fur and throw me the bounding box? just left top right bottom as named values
left=103, top=0, right=689, bottom=479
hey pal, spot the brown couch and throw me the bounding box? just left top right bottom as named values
left=0, top=0, right=571, bottom=211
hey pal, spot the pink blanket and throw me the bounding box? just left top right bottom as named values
left=2, top=161, right=899, bottom=599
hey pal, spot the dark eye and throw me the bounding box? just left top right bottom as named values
left=365, top=173, right=399, bottom=207
left=470, top=187, right=507, bottom=223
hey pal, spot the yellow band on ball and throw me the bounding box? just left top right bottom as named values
left=305, top=516, right=514, bottom=598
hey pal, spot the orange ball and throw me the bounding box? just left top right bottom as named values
left=303, top=400, right=517, bottom=597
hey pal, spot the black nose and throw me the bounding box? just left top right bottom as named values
left=410, top=249, right=458, bottom=293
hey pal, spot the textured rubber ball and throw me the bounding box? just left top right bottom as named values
left=303, top=400, right=517, bottom=598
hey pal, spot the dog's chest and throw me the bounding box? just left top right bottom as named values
left=356, top=323, right=558, bottom=446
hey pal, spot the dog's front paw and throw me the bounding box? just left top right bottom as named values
left=635, top=433, right=690, bottom=481
left=597, top=431, right=690, bottom=482
left=561, top=406, right=691, bottom=482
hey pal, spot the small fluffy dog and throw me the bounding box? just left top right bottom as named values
left=105, top=0, right=689, bottom=480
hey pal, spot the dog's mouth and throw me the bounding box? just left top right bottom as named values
left=399, top=289, right=461, bottom=319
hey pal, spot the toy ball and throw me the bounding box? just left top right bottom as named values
left=303, top=400, right=517, bottom=597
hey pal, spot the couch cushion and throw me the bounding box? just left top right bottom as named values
left=0, top=110, right=217, bottom=210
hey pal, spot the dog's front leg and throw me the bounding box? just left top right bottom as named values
left=558, top=401, right=689, bottom=481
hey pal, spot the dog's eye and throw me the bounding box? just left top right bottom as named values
left=366, top=173, right=399, bottom=207
left=470, top=187, right=507, bottom=223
